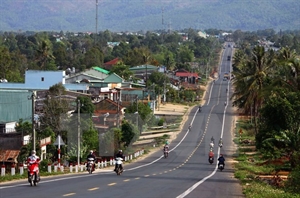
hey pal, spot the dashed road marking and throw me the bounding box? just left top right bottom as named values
left=88, top=187, right=99, bottom=191
left=108, top=183, right=116, bottom=186
left=63, top=193, right=75, bottom=196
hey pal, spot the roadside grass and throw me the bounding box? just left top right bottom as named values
left=243, top=182, right=300, bottom=198
left=233, top=119, right=300, bottom=198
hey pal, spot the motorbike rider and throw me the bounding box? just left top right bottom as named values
left=209, top=141, right=214, bottom=149
left=218, top=154, right=226, bottom=168
left=219, top=138, right=223, bottom=147
left=211, top=136, right=215, bottom=143
left=163, top=144, right=169, bottom=153
left=27, top=150, right=40, bottom=180
left=114, top=150, right=124, bottom=172
left=86, top=150, right=96, bottom=171
left=198, top=105, right=202, bottom=112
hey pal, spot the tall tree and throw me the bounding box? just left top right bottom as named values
left=231, top=45, right=274, bottom=134
left=36, top=40, right=55, bottom=70
left=40, top=83, right=70, bottom=136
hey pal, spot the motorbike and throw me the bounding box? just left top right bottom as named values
left=87, top=158, right=95, bottom=174
left=115, top=157, right=123, bottom=175
left=218, top=163, right=224, bottom=171
left=27, top=159, right=40, bottom=186
left=208, top=157, right=214, bottom=164
left=164, top=150, right=169, bottom=158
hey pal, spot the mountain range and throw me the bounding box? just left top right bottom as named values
left=0, top=0, right=299, bottom=32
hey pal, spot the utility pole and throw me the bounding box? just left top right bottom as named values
left=117, top=98, right=120, bottom=128
left=135, top=96, right=139, bottom=134
left=77, top=99, right=81, bottom=166
left=29, top=91, right=37, bottom=151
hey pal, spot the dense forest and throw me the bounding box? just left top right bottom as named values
left=1, top=28, right=300, bottom=83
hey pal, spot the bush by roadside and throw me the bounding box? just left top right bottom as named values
left=233, top=119, right=300, bottom=198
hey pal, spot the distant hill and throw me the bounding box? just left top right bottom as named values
left=0, top=0, right=299, bottom=32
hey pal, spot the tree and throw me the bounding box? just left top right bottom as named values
left=257, top=90, right=300, bottom=167
left=0, top=46, right=12, bottom=80
left=177, top=45, right=194, bottom=64
left=231, top=45, right=274, bottom=134
left=35, top=39, right=55, bottom=70
left=82, top=127, right=99, bottom=153
left=82, top=46, right=104, bottom=69
left=75, top=96, right=95, bottom=114
left=121, top=120, right=138, bottom=147
left=123, top=47, right=152, bottom=66
left=53, top=41, right=68, bottom=69
left=109, top=62, right=133, bottom=81
left=40, top=83, right=70, bottom=136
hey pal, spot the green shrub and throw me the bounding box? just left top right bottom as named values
left=158, top=118, right=165, bottom=126
left=40, top=159, right=51, bottom=172
left=285, top=166, right=300, bottom=194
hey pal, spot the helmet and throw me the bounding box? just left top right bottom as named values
left=31, top=150, right=36, bottom=156
left=90, top=150, right=93, bottom=154
left=119, top=150, right=122, bottom=153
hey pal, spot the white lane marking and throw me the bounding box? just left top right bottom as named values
left=176, top=50, right=231, bottom=198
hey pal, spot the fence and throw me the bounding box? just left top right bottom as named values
left=1, top=149, right=144, bottom=176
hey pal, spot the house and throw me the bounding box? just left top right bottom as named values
left=129, top=65, right=158, bottom=83
left=93, top=98, right=125, bottom=132
left=0, top=122, right=17, bottom=133
left=0, top=70, right=89, bottom=92
left=65, top=66, right=109, bottom=84
left=0, top=133, right=23, bottom=168
left=198, top=31, right=207, bottom=39
left=175, top=69, right=199, bottom=84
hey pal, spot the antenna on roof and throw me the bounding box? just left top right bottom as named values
left=162, top=6, right=164, bottom=27
left=95, top=0, right=98, bottom=44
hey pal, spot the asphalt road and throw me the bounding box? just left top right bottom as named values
left=0, top=42, right=244, bottom=198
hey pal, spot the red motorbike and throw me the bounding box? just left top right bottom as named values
left=27, top=159, right=40, bottom=186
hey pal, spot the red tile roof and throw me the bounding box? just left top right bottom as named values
left=0, top=150, right=20, bottom=163
left=104, top=58, right=119, bottom=67
left=176, top=72, right=198, bottom=78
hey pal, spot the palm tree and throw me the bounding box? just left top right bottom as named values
left=36, top=40, right=55, bottom=70
left=231, top=45, right=274, bottom=134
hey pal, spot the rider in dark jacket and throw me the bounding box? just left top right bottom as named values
left=114, top=150, right=124, bottom=172
left=86, top=150, right=96, bottom=170
left=218, top=154, right=225, bottom=168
